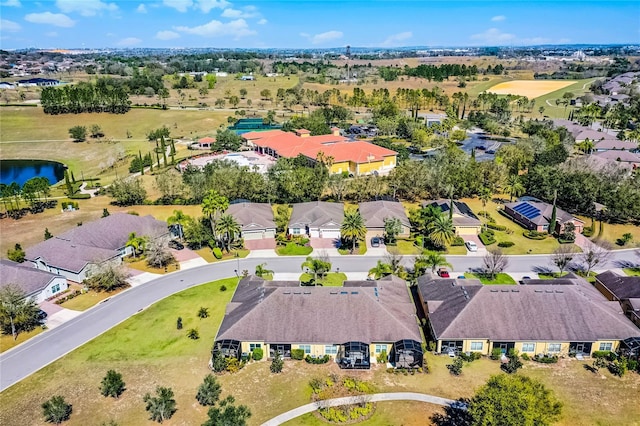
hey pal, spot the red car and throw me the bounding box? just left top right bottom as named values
left=437, top=268, right=450, bottom=278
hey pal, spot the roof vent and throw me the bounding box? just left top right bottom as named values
left=340, top=291, right=348, bottom=295
left=555, top=290, right=564, bottom=293
left=535, top=290, right=543, bottom=293
left=490, top=289, right=499, bottom=292
left=293, top=291, right=301, bottom=294
left=511, top=289, right=520, bottom=292
left=501, top=289, right=509, bottom=292
left=545, top=290, right=554, bottom=293
left=351, top=291, right=358, bottom=295
left=330, top=291, right=338, bottom=295
left=283, top=291, right=291, bottom=294
left=304, top=291, right=311, bottom=294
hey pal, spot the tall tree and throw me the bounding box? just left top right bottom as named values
left=422, top=251, right=453, bottom=273
left=549, top=190, right=558, bottom=235
left=125, top=232, right=146, bottom=258
left=201, top=190, right=229, bottom=241
left=483, top=248, right=508, bottom=280
left=551, top=245, right=576, bottom=275
left=341, top=210, right=367, bottom=253
left=427, top=215, right=455, bottom=248
left=255, top=263, right=274, bottom=278
left=383, top=217, right=403, bottom=244
left=0, top=284, right=41, bottom=339
left=143, top=386, right=177, bottom=424
left=301, top=255, right=332, bottom=284
left=215, top=214, right=241, bottom=252
left=167, top=210, right=190, bottom=241
left=368, top=260, right=393, bottom=279
left=504, top=175, right=525, bottom=202
left=41, top=395, right=72, bottom=425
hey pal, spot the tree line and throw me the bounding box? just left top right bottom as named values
left=41, top=78, right=131, bottom=114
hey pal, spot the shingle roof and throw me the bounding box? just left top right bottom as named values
left=596, top=271, right=640, bottom=300
left=227, top=202, right=276, bottom=232
left=0, top=259, right=64, bottom=297
left=418, top=275, right=638, bottom=342
left=289, top=201, right=344, bottom=229
left=575, top=129, right=607, bottom=141
left=26, top=214, right=168, bottom=272
left=595, top=139, right=638, bottom=151
left=359, top=200, right=410, bottom=229
left=216, top=275, right=421, bottom=344
left=593, top=150, right=640, bottom=163
left=504, top=201, right=580, bottom=226
left=422, top=200, right=482, bottom=227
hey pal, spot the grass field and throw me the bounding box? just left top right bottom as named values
left=277, top=243, right=313, bottom=256
left=60, top=287, right=126, bottom=311
left=464, top=272, right=516, bottom=284
left=531, top=78, right=598, bottom=119
left=300, top=272, right=347, bottom=286
left=576, top=214, right=640, bottom=250
left=487, top=80, right=577, bottom=98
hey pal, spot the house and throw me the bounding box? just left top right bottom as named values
left=420, top=113, right=447, bottom=127
left=502, top=200, right=584, bottom=234
left=359, top=200, right=410, bottom=239
left=226, top=202, right=276, bottom=240
left=197, top=137, right=215, bottom=149
left=595, top=271, right=640, bottom=328
left=416, top=274, right=639, bottom=357
left=212, top=275, right=423, bottom=369
left=289, top=201, right=344, bottom=239
left=0, top=259, right=68, bottom=303
left=243, top=129, right=397, bottom=176
left=0, top=82, right=15, bottom=90
left=592, top=150, right=640, bottom=167
left=422, top=200, right=482, bottom=235
left=25, top=214, right=169, bottom=282
left=594, top=139, right=638, bottom=152
left=574, top=129, right=607, bottom=143
left=16, top=78, right=60, bottom=87
left=240, top=75, right=254, bottom=81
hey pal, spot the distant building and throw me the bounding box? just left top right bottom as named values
left=16, top=78, right=60, bottom=87
left=240, top=75, right=254, bottom=81
left=422, top=200, right=482, bottom=235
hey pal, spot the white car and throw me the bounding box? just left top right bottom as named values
left=465, top=241, right=478, bottom=252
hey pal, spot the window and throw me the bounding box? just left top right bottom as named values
left=292, top=228, right=301, bottom=235
left=470, top=342, right=483, bottom=351
left=299, top=345, right=311, bottom=354
left=249, top=343, right=261, bottom=351
left=522, top=343, right=535, bottom=352
left=325, top=345, right=337, bottom=355
left=375, top=344, right=387, bottom=354
left=599, top=342, right=612, bottom=351
left=51, top=283, right=61, bottom=293
left=548, top=343, right=561, bottom=353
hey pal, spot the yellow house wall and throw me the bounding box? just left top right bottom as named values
left=452, top=340, right=619, bottom=357
left=383, top=156, right=396, bottom=167
left=241, top=341, right=266, bottom=356
left=370, top=343, right=392, bottom=363
left=461, top=340, right=490, bottom=355
left=329, top=161, right=351, bottom=175
left=455, top=226, right=481, bottom=235
left=356, top=160, right=385, bottom=175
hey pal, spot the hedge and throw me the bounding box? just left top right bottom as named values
left=582, top=226, right=594, bottom=237
left=252, top=348, right=263, bottom=361
left=68, top=193, right=91, bottom=199
left=451, top=236, right=465, bottom=246
left=523, top=230, right=546, bottom=240
left=291, top=349, right=305, bottom=360
left=212, top=247, right=223, bottom=259
left=497, top=241, right=515, bottom=248
left=487, top=222, right=507, bottom=231
left=479, top=232, right=496, bottom=245
left=305, top=354, right=330, bottom=364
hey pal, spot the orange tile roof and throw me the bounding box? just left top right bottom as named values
left=198, top=137, right=216, bottom=143
left=242, top=130, right=287, bottom=140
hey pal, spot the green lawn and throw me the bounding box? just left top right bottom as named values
left=465, top=272, right=516, bottom=284
left=624, top=268, right=640, bottom=277
left=300, top=272, right=347, bottom=287
left=60, top=288, right=126, bottom=311
left=277, top=243, right=313, bottom=256
left=389, top=238, right=422, bottom=255
left=338, top=240, right=367, bottom=255
left=532, top=78, right=598, bottom=120
left=194, top=247, right=249, bottom=263
left=537, top=272, right=569, bottom=280
left=0, top=327, right=44, bottom=354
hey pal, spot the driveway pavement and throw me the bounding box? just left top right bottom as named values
left=45, top=309, right=82, bottom=330
left=310, top=237, right=338, bottom=249
left=244, top=238, right=277, bottom=250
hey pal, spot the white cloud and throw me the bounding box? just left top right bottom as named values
left=257, top=18, right=267, bottom=25
left=163, top=0, right=192, bottom=12
left=380, top=31, right=412, bottom=47
left=222, top=6, right=260, bottom=19
left=46, top=31, right=58, bottom=37
left=303, top=30, right=343, bottom=45
left=56, top=0, right=118, bottom=16
left=136, top=4, right=147, bottom=13
left=156, top=30, right=180, bottom=40
left=175, top=18, right=256, bottom=38
left=196, top=0, right=229, bottom=13
left=491, top=15, right=506, bottom=22
left=117, top=37, right=142, bottom=46
left=470, top=28, right=515, bottom=44
left=25, top=12, right=76, bottom=28
left=0, top=19, right=21, bottom=32
left=1, top=0, right=21, bottom=7
left=519, top=36, right=551, bottom=45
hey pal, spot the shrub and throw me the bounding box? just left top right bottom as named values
left=446, top=357, right=464, bottom=376
left=479, top=232, right=496, bottom=245
left=225, top=357, right=243, bottom=373
left=459, top=352, right=482, bottom=362
left=592, top=351, right=611, bottom=359
left=252, top=348, right=263, bottom=361
left=627, top=359, right=638, bottom=373
left=187, top=328, right=199, bottom=339
left=487, top=222, right=507, bottom=231
left=491, top=348, right=503, bottom=360
left=305, top=354, right=330, bottom=364
left=270, top=353, right=284, bottom=373
left=451, top=236, right=465, bottom=246
left=176, top=317, right=182, bottom=330
left=582, top=226, right=594, bottom=237
left=291, top=349, right=305, bottom=360
left=523, top=230, right=547, bottom=240
left=198, top=307, right=209, bottom=318
left=608, top=358, right=628, bottom=377
left=501, top=356, right=523, bottom=374
left=533, top=354, right=558, bottom=364
left=68, top=193, right=91, bottom=199
left=521, top=353, right=530, bottom=361
left=212, top=247, right=223, bottom=259
left=376, top=350, right=388, bottom=364
left=220, top=285, right=227, bottom=292
left=497, top=241, right=515, bottom=248
left=477, top=211, right=495, bottom=222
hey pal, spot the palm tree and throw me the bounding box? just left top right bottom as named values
left=201, top=190, right=229, bottom=241
left=383, top=217, right=402, bottom=244
left=427, top=214, right=455, bottom=249
left=423, top=251, right=452, bottom=273
left=368, top=260, right=392, bottom=279
left=301, top=256, right=331, bottom=284
left=125, top=232, right=146, bottom=258
left=255, top=263, right=274, bottom=279
left=167, top=210, right=189, bottom=240
left=340, top=210, right=367, bottom=254
left=504, top=175, right=525, bottom=202
left=215, top=214, right=240, bottom=252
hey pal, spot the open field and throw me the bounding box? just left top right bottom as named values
left=1, top=275, right=639, bottom=425
left=576, top=214, right=640, bottom=250
left=532, top=78, right=598, bottom=119
left=488, top=80, right=576, bottom=98
left=464, top=272, right=516, bottom=284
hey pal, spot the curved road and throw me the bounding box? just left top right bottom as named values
left=261, top=392, right=462, bottom=426
left=1, top=250, right=637, bottom=392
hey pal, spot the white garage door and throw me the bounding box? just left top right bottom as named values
left=320, top=230, right=341, bottom=239
left=243, top=231, right=263, bottom=240
left=309, top=229, right=320, bottom=238
left=263, top=229, right=276, bottom=239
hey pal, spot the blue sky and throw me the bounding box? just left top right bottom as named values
left=0, top=1, right=638, bottom=49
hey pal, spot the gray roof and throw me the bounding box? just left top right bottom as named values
left=575, top=129, right=607, bottom=141
left=596, top=271, right=640, bottom=300
left=0, top=259, right=65, bottom=297
left=359, top=200, right=410, bottom=229
left=593, top=150, right=640, bottom=163
left=595, top=139, right=638, bottom=151
left=227, top=202, right=276, bottom=232
left=503, top=201, right=580, bottom=226
left=26, top=213, right=168, bottom=273
left=418, top=275, right=639, bottom=342
left=423, top=200, right=482, bottom=227
left=216, top=275, right=421, bottom=344
left=289, top=201, right=344, bottom=229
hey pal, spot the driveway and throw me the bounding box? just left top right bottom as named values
left=170, top=247, right=200, bottom=262
left=244, top=238, right=277, bottom=250
left=310, top=237, right=339, bottom=249
left=461, top=234, right=487, bottom=256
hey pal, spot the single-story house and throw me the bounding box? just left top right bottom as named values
left=595, top=271, right=640, bottom=328
left=592, top=150, right=640, bottom=167
left=212, top=275, right=423, bottom=369
left=25, top=213, right=169, bottom=282
left=594, top=139, right=638, bottom=152
left=226, top=202, right=276, bottom=240
left=422, top=200, right=482, bottom=235
left=289, top=201, right=344, bottom=239
left=502, top=200, right=584, bottom=234
left=0, top=259, right=68, bottom=303
left=417, top=273, right=639, bottom=357
left=359, top=200, right=410, bottom=239
left=574, top=129, right=607, bottom=143
left=197, top=137, right=215, bottom=149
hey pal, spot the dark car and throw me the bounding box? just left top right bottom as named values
left=37, top=309, right=48, bottom=322
left=168, top=240, right=185, bottom=250
left=371, top=237, right=382, bottom=248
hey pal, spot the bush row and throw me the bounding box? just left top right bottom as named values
left=479, top=232, right=496, bottom=245
left=451, top=236, right=465, bottom=246
left=497, top=241, right=515, bottom=248
left=523, top=230, right=547, bottom=240
left=68, top=193, right=91, bottom=200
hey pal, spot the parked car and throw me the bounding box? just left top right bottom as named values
left=437, top=268, right=450, bottom=278
left=168, top=240, right=185, bottom=250
left=371, top=237, right=382, bottom=248
left=457, top=275, right=466, bottom=279
left=465, top=241, right=478, bottom=252
left=36, top=309, right=48, bottom=323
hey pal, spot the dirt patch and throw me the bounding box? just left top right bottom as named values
left=488, top=80, right=576, bottom=98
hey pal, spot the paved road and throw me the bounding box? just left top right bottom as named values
left=1, top=250, right=637, bottom=392
left=261, top=392, right=462, bottom=426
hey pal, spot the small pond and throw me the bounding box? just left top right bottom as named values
left=0, top=159, right=66, bottom=187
